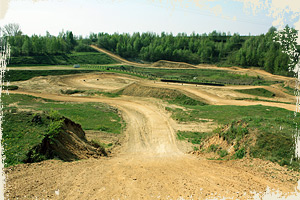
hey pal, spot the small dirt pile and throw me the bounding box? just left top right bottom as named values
left=26, top=117, right=106, bottom=163
left=150, top=60, right=196, bottom=69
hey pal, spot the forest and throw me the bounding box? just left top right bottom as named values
left=2, top=23, right=298, bottom=76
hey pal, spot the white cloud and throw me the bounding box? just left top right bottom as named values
left=233, top=0, right=300, bottom=44
left=0, top=0, right=11, bottom=20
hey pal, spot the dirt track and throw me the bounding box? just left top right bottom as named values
left=5, top=70, right=300, bottom=199
left=5, top=50, right=300, bottom=199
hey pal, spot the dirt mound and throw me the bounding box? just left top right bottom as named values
left=119, top=83, right=185, bottom=99
left=150, top=60, right=196, bottom=69
left=26, top=117, right=106, bottom=163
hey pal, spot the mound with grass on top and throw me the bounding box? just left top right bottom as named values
left=2, top=110, right=107, bottom=167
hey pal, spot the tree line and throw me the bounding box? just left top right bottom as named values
left=1, top=23, right=298, bottom=76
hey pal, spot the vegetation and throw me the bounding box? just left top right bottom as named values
left=2, top=111, right=59, bottom=167
left=169, top=101, right=300, bottom=169
left=177, top=131, right=212, bottom=144
left=235, top=88, right=275, bottom=98
left=4, top=70, right=95, bottom=82
left=2, top=94, right=124, bottom=133
left=3, top=23, right=298, bottom=76
left=2, top=85, right=19, bottom=90
left=84, top=65, right=277, bottom=86
left=9, top=52, right=118, bottom=66
left=92, top=26, right=297, bottom=76
left=60, top=89, right=85, bottom=95
left=168, top=104, right=291, bottom=124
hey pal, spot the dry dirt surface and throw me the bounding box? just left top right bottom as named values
left=5, top=68, right=300, bottom=199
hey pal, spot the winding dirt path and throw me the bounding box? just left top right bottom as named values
left=6, top=90, right=300, bottom=199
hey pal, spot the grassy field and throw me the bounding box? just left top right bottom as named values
left=2, top=111, right=53, bottom=167
left=2, top=94, right=124, bottom=133
left=235, top=88, right=275, bottom=98
left=2, top=94, right=125, bottom=166
left=83, top=65, right=279, bottom=86
left=4, top=70, right=94, bottom=82
left=166, top=103, right=300, bottom=169
left=8, top=52, right=118, bottom=66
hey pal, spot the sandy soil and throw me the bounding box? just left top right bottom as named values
left=5, top=50, right=300, bottom=199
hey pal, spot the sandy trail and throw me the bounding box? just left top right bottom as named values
left=6, top=155, right=298, bottom=200
left=6, top=88, right=300, bottom=199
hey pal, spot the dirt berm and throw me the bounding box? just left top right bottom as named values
left=26, top=117, right=107, bottom=163
left=119, top=82, right=183, bottom=99
left=150, top=60, right=197, bottom=69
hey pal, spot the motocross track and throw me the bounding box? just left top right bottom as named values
left=5, top=51, right=300, bottom=199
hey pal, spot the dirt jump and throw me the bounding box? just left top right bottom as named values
left=4, top=50, right=300, bottom=199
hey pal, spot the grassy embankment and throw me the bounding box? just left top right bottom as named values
left=8, top=52, right=118, bottom=66
left=83, top=65, right=279, bottom=86
left=167, top=101, right=300, bottom=170
left=2, top=94, right=124, bottom=167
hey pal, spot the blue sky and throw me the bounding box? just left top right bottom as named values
left=0, top=0, right=293, bottom=37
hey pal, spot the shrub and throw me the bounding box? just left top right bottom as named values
left=218, top=149, right=228, bottom=157
left=234, top=147, right=245, bottom=159
left=208, top=144, right=219, bottom=152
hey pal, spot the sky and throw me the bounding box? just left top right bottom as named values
left=0, top=0, right=298, bottom=37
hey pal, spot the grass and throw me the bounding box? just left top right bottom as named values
left=2, top=94, right=125, bottom=167
left=86, top=90, right=121, bottom=98
left=282, top=84, right=296, bottom=96
left=235, top=88, right=275, bottom=98
left=169, top=104, right=293, bottom=124
left=2, top=85, right=19, bottom=90
left=4, top=70, right=95, bottom=82
left=2, top=94, right=124, bottom=134
left=169, top=101, right=300, bottom=169
left=2, top=111, right=54, bottom=167
left=177, top=131, right=212, bottom=144
left=60, top=89, right=85, bottom=95
left=235, top=97, right=293, bottom=104
left=8, top=52, right=118, bottom=66
left=101, top=65, right=278, bottom=86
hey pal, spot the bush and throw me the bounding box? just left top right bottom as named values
left=48, top=109, right=62, bottom=121
left=219, top=121, right=248, bottom=143
left=208, top=144, right=219, bottom=152
left=234, top=147, right=245, bottom=159
left=60, top=89, right=85, bottom=95
left=218, top=149, right=228, bottom=157
left=2, top=85, right=19, bottom=90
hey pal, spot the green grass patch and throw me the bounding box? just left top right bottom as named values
left=167, top=94, right=206, bottom=106
left=87, top=90, right=121, bottom=98
left=8, top=52, right=118, bottom=66
left=4, top=70, right=95, bottom=82
left=2, top=111, right=57, bottom=167
left=169, top=103, right=300, bottom=169
left=2, top=94, right=124, bottom=134
left=2, top=85, right=19, bottom=90
left=235, top=97, right=293, bottom=104
left=235, top=88, right=275, bottom=98
left=177, top=131, right=212, bottom=144
left=60, top=89, right=85, bottom=95
left=101, top=66, right=278, bottom=86
left=169, top=104, right=292, bottom=124
left=282, top=85, right=296, bottom=96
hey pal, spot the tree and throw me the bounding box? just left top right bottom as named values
left=3, top=23, right=22, bottom=36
